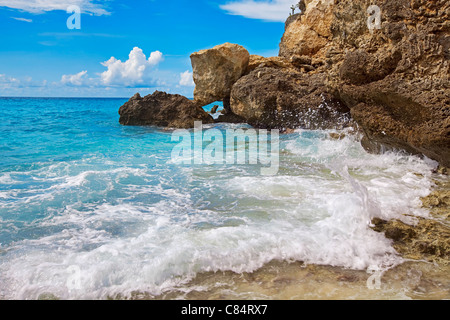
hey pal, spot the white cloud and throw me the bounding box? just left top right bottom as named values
left=0, top=74, right=47, bottom=90
left=179, top=70, right=195, bottom=87
left=61, top=70, right=88, bottom=86
left=100, top=47, right=163, bottom=87
left=0, top=74, right=20, bottom=88
left=220, top=0, right=293, bottom=22
left=0, top=74, right=16, bottom=81
left=11, top=17, right=32, bottom=22
left=0, top=0, right=109, bottom=15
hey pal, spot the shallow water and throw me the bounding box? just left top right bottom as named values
left=151, top=260, right=450, bottom=300
left=0, top=98, right=445, bottom=300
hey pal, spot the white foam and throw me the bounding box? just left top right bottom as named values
left=0, top=166, right=149, bottom=208
left=0, top=173, right=17, bottom=185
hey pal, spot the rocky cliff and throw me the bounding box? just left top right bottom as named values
left=190, top=0, right=449, bottom=167
left=326, top=0, right=449, bottom=167
left=118, top=0, right=449, bottom=167
left=190, top=32, right=353, bottom=131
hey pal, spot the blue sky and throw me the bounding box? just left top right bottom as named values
left=0, top=0, right=295, bottom=98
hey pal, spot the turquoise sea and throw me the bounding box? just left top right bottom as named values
left=0, top=97, right=439, bottom=299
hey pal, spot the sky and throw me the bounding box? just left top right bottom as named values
left=0, top=0, right=296, bottom=98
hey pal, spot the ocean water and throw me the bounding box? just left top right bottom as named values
left=0, top=97, right=439, bottom=300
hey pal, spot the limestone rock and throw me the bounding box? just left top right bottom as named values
left=190, top=43, right=250, bottom=107
left=327, top=0, right=450, bottom=167
left=230, top=67, right=352, bottom=130
left=246, top=55, right=292, bottom=74
left=184, top=0, right=450, bottom=168
left=118, top=91, right=214, bottom=129
left=279, top=0, right=335, bottom=60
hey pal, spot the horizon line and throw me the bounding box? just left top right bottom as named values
left=0, top=96, right=194, bottom=100
left=0, top=96, right=129, bottom=99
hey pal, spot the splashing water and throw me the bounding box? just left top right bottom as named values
left=0, top=98, right=438, bottom=299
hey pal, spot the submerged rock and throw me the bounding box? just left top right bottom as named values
left=118, top=91, right=214, bottom=129
left=372, top=180, right=450, bottom=265
left=372, top=217, right=450, bottom=265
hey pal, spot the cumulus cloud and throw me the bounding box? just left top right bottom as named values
left=61, top=70, right=88, bottom=86
left=179, top=70, right=195, bottom=87
left=100, top=47, right=163, bottom=87
left=0, top=0, right=109, bottom=15
left=220, top=0, right=293, bottom=22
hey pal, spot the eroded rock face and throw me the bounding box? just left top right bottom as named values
left=245, top=55, right=292, bottom=74
left=118, top=91, right=214, bottom=129
left=327, top=0, right=450, bottom=167
left=190, top=43, right=250, bottom=107
left=279, top=0, right=335, bottom=60
left=230, top=67, right=352, bottom=130
left=187, top=0, right=449, bottom=167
